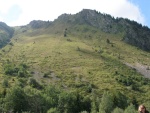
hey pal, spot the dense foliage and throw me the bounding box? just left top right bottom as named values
left=0, top=84, right=143, bottom=113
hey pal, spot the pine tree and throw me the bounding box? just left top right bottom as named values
left=99, top=92, right=114, bottom=113
left=124, top=104, right=136, bottom=113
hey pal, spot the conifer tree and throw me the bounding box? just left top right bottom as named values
left=99, top=92, right=114, bottom=113
left=124, top=104, right=136, bottom=113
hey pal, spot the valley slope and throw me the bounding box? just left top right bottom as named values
left=0, top=9, right=150, bottom=112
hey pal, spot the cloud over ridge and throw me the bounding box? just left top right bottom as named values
left=0, top=0, right=145, bottom=26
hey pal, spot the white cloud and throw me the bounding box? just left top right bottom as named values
left=0, top=0, right=145, bottom=26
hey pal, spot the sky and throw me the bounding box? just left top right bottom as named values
left=0, top=0, right=150, bottom=28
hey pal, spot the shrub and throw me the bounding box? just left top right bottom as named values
left=4, top=86, right=28, bottom=113
left=2, top=79, right=9, bottom=88
left=28, top=77, right=42, bottom=89
left=4, top=62, right=29, bottom=77
left=124, top=104, right=136, bottom=113
left=112, top=107, right=124, bottom=113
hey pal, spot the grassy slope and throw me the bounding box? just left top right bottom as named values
left=0, top=25, right=150, bottom=103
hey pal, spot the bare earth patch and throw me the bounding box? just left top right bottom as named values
left=125, top=62, right=150, bottom=78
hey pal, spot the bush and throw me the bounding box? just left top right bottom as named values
left=2, top=79, right=9, bottom=88
left=47, top=108, right=59, bottom=113
left=112, top=107, right=124, bottom=113
left=4, top=86, right=28, bottom=113
left=28, top=77, right=42, bottom=89
left=43, top=73, right=49, bottom=78
left=124, top=104, right=136, bottom=113
left=4, top=62, right=29, bottom=77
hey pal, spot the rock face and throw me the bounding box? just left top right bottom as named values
left=0, top=22, right=14, bottom=48
left=55, top=9, right=150, bottom=51
left=77, top=9, right=150, bottom=51
left=28, top=20, right=52, bottom=29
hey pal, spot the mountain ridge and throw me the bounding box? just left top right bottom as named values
left=1, top=9, right=150, bottom=51
left=23, top=9, right=150, bottom=51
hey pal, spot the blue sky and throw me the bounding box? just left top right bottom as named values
left=0, top=0, right=149, bottom=28
left=129, top=0, right=150, bottom=27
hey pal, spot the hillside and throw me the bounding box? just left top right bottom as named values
left=0, top=22, right=14, bottom=48
left=54, top=9, right=150, bottom=51
left=0, top=9, right=150, bottom=113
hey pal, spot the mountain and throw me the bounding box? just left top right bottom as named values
left=16, top=9, right=150, bottom=51
left=54, top=9, right=150, bottom=51
left=0, top=9, right=150, bottom=112
left=0, top=22, right=14, bottom=48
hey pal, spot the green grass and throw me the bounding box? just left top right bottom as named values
left=0, top=26, right=150, bottom=104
